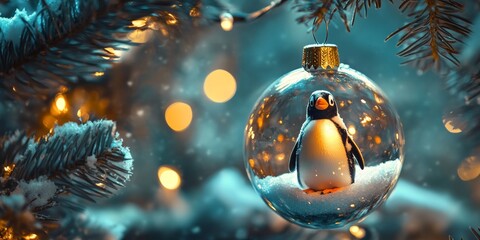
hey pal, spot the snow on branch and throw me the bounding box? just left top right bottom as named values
left=0, top=0, right=182, bottom=100
left=0, top=120, right=133, bottom=239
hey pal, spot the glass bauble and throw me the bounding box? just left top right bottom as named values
left=244, top=44, right=404, bottom=229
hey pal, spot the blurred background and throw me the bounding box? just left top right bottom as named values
left=1, top=0, right=479, bottom=239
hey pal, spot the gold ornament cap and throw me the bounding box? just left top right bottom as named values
left=302, top=44, right=340, bottom=71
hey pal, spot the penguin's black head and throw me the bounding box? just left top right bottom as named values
left=307, top=90, right=338, bottom=119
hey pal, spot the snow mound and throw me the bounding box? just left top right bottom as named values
left=256, top=160, right=401, bottom=216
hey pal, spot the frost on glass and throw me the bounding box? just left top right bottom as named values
left=244, top=64, right=404, bottom=229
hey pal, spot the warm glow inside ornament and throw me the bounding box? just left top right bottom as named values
left=244, top=44, right=405, bottom=228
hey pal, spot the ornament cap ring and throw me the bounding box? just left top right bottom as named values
left=302, top=44, right=340, bottom=71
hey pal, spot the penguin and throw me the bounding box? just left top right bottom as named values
left=289, top=90, right=365, bottom=192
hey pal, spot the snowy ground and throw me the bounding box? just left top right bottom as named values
left=255, top=160, right=402, bottom=220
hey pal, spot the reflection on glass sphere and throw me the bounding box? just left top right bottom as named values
left=244, top=64, right=404, bottom=229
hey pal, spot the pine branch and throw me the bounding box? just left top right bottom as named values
left=472, top=227, right=480, bottom=240
left=0, top=120, right=133, bottom=239
left=293, top=0, right=344, bottom=31
left=449, top=227, right=480, bottom=240
left=0, top=0, right=292, bottom=102
left=444, top=53, right=480, bottom=141
left=385, top=0, right=471, bottom=71
left=0, top=195, right=49, bottom=240
left=208, top=0, right=289, bottom=23
left=293, top=0, right=385, bottom=32
left=344, top=0, right=386, bottom=25
left=0, top=0, right=110, bottom=73
left=449, top=71, right=480, bottom=105
left=446, top=53, right=480, bottom=104
left=0, top=0, right=186, bottom=100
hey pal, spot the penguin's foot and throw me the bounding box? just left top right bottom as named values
left=303, top=188, right=317, bottom=194
left=303, top=187, right=344, bottom=195
left=320, top=187, right=343, bottom=194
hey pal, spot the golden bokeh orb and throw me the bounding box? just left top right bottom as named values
left=443, top=120, right=462, bottom=133
left=158, top=166, right=181, bottom=190
left=51, top=93, right=68, bottom=116
left=457, top=156, right=480, bottom=181
left=55, top=94, right=67, bottom=112
left=204, top=69, right=236, bottom=103
left=349, top=225, right=366, bottom=239
left=220, top=12, right=234, bottom=31
left=165, top=102, right=193, bottom=131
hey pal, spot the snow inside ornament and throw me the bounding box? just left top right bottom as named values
left=243, top=44, right=404, bottom=229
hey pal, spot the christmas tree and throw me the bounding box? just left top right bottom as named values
left=0, top=0, right=479, bottom=239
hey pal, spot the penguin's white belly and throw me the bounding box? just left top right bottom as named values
left=298, top=120, right=351, bottom=190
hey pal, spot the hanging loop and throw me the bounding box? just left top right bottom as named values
left=311, top=17, right=330, bottom=44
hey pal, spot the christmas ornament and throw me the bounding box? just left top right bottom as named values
left=244, top=44, right=404, bottom=229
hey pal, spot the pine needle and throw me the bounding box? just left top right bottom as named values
left=0, top=120, right=133, bottom=228
left=0, top=0, right=185, bottom=101
left=293, top=0, right=386, bottom=32
left=386, top=0, right=471, bottom=71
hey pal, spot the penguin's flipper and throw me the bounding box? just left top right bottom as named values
left=289, top=140, right=299, bottom=172
left=289, top=120, right=309, bottom=172
left=347, top=135, right=365, bottom=170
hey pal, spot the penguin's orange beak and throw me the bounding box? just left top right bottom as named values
left=315, top=98, right=328, bottom=110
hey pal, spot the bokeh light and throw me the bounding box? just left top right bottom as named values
left=131, top=18, right=147, bottom=27
left=158, top=166, right=181, bottom=190
left=457, top=155, right=480, bottom=181
left=166, top=13, right=177, bottom=25
left=443, top=120, right=462, bottom=133
left=50, top=94, right=68, bottom=115
left=103, top=47, right=124, bottom=60
left=3, top=164, right=15, bottom=177
left=128, top=29, right=152, bottom=43
left=77, top=106, right=90, bottom=122
left=348, top=125, right=357, bottom=135
left=349, top=225, right=366, bottom=239
left=93, top=71, right=104, bottom=77
left=23, top=233, right=38, bottom=240
left=165, top=102, right=193, bottom=131
left=189, top=7, right=200, bottom=17
left=42, top=115, right=56, bottom=129
left=220, top=12, right=234, bottom=31
left=204, top=69, right=236, bottom=103
left=55, top=95, right=67, bottom=112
